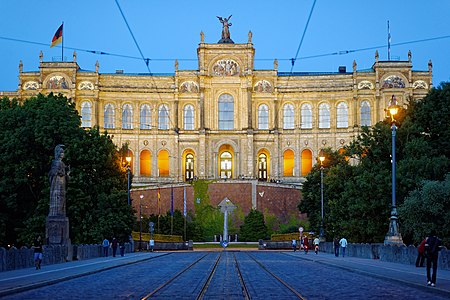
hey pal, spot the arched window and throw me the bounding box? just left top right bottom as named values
left=319, top=103, right=330, bottom=129
left=184, top=105, right=195, bottom=130
left=122, top=104, right=133, bottom=129
left=104, top=104, right=115, bottom=129
left=258, top=104, right=269, bottom=130
left=301, top=103, right=312, bottom=129
left=301, top=149, right=312, bottom=176
left=185, top=153, right=194, bottom=181
left=158, top=150, right=169, bottom=177
left=219, top=151, right=232, bottom=178
left=258, top=153, right=268, bottom=181
left=140, top=150, right=151, bottom=177
left=283, top=149, right=295, bottom=177
left=283, top=104, right=294, bottom=129
left=158, top=104, right=169, bottom=130
left=360, top=101, right=371, bottom=127
left=218, top=94, right=234, bottom=130
left=140, top=104, right=151, bottom=129
left=81, top=101, right=92, bottom=128
left=336, top=102, right=348, bottom=128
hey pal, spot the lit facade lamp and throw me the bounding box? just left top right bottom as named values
left=126, top=156, right=131, bottom=205
left=318, top=150, right=325, bottom=240
left=384, top=95, right=403, bottom=245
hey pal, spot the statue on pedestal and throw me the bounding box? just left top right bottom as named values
left=217, top=15, right=234, bottom=44
left=49, top=144, right=70, bottom=217
left=46, top=145, right=71, bottom=257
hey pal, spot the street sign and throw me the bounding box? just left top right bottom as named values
left=299, top=227, right=303, bottom=233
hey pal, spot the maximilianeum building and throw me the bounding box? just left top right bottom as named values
left=3, top=32, right=432, bottom=188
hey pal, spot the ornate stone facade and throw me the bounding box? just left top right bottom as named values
left=8, top=35, right=432, bottom=187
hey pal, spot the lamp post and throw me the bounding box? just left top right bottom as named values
left=319, top=150, right=325, bottom=240
left=139, top=194, right=143, bottom=251
left=126, top=156, right=131, bottom=205
left=384, top=95, right=403, bottom=245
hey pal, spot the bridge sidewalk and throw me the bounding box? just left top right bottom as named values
left=0, top=252, right=163, bottom=297
left=285, top=250, right=450, bottom=297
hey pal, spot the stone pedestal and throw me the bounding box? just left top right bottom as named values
left=46, top=216, right=72, bottom=261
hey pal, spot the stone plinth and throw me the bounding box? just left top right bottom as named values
left=46, top=216, right=69, bottom=245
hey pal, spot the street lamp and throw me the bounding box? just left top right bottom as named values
left=126, top=156, right=131, bottom=205
left=384, top=95, right=403, bottom=245
left=319, top=150, right=325, bottom=240
left=139, top=194, right=143, bottom=251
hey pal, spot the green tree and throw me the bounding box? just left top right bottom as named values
left=398, top=174, right=450, bottom=247
left=0, top=93, right=134, bottom=247
left=239, top=209, right=268, bottom=241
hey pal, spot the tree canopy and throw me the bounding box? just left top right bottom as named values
left=299, top=82, right=450, bottom=246
left=0, top=93, right=135, bottom=247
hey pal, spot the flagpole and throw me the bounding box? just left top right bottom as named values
left=183, top=186, right=187, bottom=241
left=170, top=185, right=174, bottom=235
left=387, top=20, right=391, bottom=61
left=61, top=22, right=64, bottom=61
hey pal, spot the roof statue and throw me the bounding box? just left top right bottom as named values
left=217, top=15, right=234, bottom=44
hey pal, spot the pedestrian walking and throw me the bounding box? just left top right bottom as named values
left=111, top=237, right=118, bottom=257
left=303, top=236, right=309, bottom=254
left=102, top=238, right=110, bottom=257
left=333, top=238, right=340, bottom=257
left=291, top=239, right=297, bottom=252
left=416, top=237, right=427, bottom=267
left=313, top=237, right=320, bottom=254
left=120, top=241, right=125, bottom=257
left=425, top=231, right=442, bottom=287
left=339, top=237, right=348, bottom=257
left=33, top=236, right=43, bottom=270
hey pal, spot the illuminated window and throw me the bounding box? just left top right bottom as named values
left=283, top=149, right=294, bottom=177
left=301, top=149, right=312, bottom=176
left=158, top=150, right=169, bottom=177
left=185, top=153, right=194, bottom=181
left=220, top=151, right=232, bottom=178
left=258, top=153, right=268, bottom=181
left=140, top=150, right=151, bottom=177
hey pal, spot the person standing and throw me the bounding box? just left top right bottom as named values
left=33, top=236, right=43, bottom=270
left=416, top=237, right=427, bottom=267
left=313, top=237, right=320, bottom=254
left=339, top=237, right=348, bottom=257
left=303, top=236, right=309, bottom=254
left=425, top=232, right=442, bottom=287
left=333, top=238, right=340, bottom=257
left=111, top=237, right=118, bottom=257
left=102, top=238, right=110, bottom=257
left=291, top=239, right=297, bottom=252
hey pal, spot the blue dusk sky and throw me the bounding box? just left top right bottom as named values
left=0, top=0, right=449, bottom=91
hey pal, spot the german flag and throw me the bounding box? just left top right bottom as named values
left=50, top=24, right=63, bottom=48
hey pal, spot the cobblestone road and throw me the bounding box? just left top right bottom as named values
left=3, top=251, right=448, bottom=300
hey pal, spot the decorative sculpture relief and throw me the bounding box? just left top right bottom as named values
left=47, top=75, right=69, bottom=89
left=382, top=75, right=405, bottom=88
left=23, top=81, right=39, bottom=90
left=412, top=80, right=428, bottom=89
left=357, top=80, right=374, bottom=90
left=180, top=81, right=199, bottom=93
left=254, top=80, right=273, bottom=93
left=78, top=81, right=94, bottom=90
left=212, top=59, right=240, bottom=76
